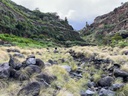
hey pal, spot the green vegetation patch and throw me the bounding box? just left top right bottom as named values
left=0, top=34, right=55, bottom=48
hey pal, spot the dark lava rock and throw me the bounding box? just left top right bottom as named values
left=80, top=89, right=95, bottom=96
left=10, top=69, right=20, bottom=79
left=48, top=59, right=58, bottom=65
left=7, top=49, right=20, bottom=53
left=85, top=89, right=95, bottom=96
left=113, top=64, right=121, bottom=69
left=87, top=81, right=95, bottom=88
left=17, top=82, right=40, bottom=96
left=114, top=69, right=128, bottom=77
left=114, top=69, right=128, bottom=82
left=27, top=55, right=35, bottom=58
left=10, top=65, right=41, bottom=81
left=25, top=65, right=41, bottom=75
left=111, top=84, right=124, bottom=91
left=36, top=73, right=56, bottom=86
left=108, top=64, right=121, bottom=72
left=26, top=57, right=36, bottom=66
left=99, top=88, right=115, bottom=96
left=98, top=76, right=113, bottom=87
left=13, top=52, right=25, bottom=58
left=36, top=59, right=45, bottom=68
left=69, top=50, right=86, bottom=62
left=54, top=48, right=59, bottom=53
left=0, top=63, right=10, bottom=79
left=9, top=55, right=22, bottom=70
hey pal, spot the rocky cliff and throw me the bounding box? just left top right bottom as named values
left=81, top=2, right=128, bottom=45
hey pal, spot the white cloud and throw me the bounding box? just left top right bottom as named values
left=12, top=0, right=128, bottom=30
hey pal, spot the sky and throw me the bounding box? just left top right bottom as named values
left=12, top=0, right=128, bottom=30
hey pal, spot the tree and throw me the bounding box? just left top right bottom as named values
left=86, top=21, right=89, bottom=28
left=65, top=17, right=68, bottom=23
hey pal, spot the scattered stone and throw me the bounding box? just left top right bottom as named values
left=61, top=65, right=71, bottom=72
left=36, top=73, right=56, bottom=86
left=113, top=64, right=121, bottom=69
left=99, top=88, right=115, bottom=96
left=114, top=69, right=128, bottom=82
left=36, top=59, right=45, bottom=68
left=9, top=54, right=22, bottom=70
left=48, top=59, right=58, bottom=65
left=0, top=63, right=10, bottom=79
left=13, top=52, right=25, bottom=58
left=26, top=57, right=36, bottom=66
left=87, top=81, right=95, bottom=88
left=85, top=89, right=95, bottom=96
left=98, top=76, right=113, bottom=87
left=54, top=47, right=58, bottom=53
left=27, top=55, right=35, bottom=58
left=25, top=65, right=41, bottom=75
left=10, top=69, right=20, bottom=79
left=7, top=49, right=20, bottom=53
left=111, top=84, right=124, bottom=91
left=17, top=82, right=40, bottom=96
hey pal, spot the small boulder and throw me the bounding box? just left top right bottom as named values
left=7, top=49, right=20, bottom=53
left=111, top=84, right=124, bottom=91
left=26, top=57, right=36, bottom=66
left=85, top=89, right=95, bottom=96
left=87, top=81, right=95, bottom=88
left=13, top=52, right=25, bottom=58
left=0, top=63, right=10, bottom=79
left=25, top=65, right=41, bottom=75
left=48, top=59, right=58, bottom=65
left=36, top=73, right=56, bottom=86
left=36, top=59, right=45, bottom=68
left=99, top=88, right=115, bottom=96
left=114, top=69, right=128, bottom=82
left=54, top=47, right=58, bottom=53
left=9, top=55, right=22, bottom=70
left=98, top=76, right=113, bottom=87
left=17, top=82, right=40, bottom=96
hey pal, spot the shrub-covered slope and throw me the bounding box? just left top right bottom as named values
left=0, top=0, right=83, bottom=45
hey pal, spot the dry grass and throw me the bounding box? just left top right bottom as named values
left=0, top=46, right=128, bottom=96
left=121, top=63, right=128, bottom=72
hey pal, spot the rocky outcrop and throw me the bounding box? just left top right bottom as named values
left=81, top=2, right=128, bottom=44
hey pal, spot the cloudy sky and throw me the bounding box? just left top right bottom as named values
left=12, top=0, right=128, bottom=30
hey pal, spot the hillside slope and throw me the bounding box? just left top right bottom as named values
left=81, top=2, right=128, bottom=46
left=0, top=0, right=83, bottom=46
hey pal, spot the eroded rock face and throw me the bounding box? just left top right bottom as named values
left=0, top=63, right=10, bottom=78
left=17, top=82, right=40, bottom=96
left=81, top=2, right=128, bottom=43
